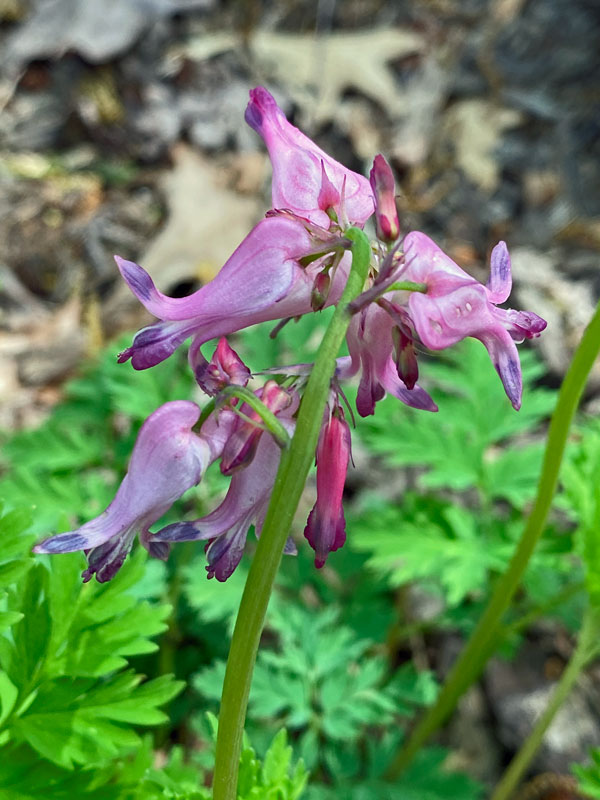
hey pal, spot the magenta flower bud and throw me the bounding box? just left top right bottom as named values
left=317, top=161, right=341, bottom=213
left=369, top=155, right=400, bottom=243
left=191, top=337, right=251, bottom=396
left=245, top=87, right=374, bottom=228
left=33, top=401, right=217, bottom=582
left=402, top=232, right=547, bottom=410
left=220, top=381, right=295, bottom=476
left=304, top=405, right=351, bottom=568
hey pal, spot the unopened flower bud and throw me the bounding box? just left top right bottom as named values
left=192, top=337, right=251, bottom=396
left=392, top=326, right=419, bottom=390
left=369, top=154, right=400, bottom=243
left=311, top=270, right=331, bottom=311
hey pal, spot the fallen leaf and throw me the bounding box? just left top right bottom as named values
left=444, top=99, right=522, bottom=192
left=176, top=28, right=426, bottom=125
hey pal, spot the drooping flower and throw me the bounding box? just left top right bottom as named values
left=220, top=380, right=297, bottom=475
left=304, top=401, right=352, bottom=568
left=154, top=392, right=298, bottom=581
left=245, top=86, right=374, bottom=228
left=340, top=302, right=437, bottom=417
left=33, top=401, right=226, bottom=582
left=401, top=232, right=547, bottom=409
left=116, top=89, right=376, bottom=372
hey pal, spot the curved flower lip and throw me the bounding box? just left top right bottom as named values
left=33, top=401, right=214, bottom=581
left=191, top=336, right=251, bottom=396
left=245, top=86, right=374, bottom=228
left=117, top=215, right=351, bottom=370
left=343, top=305, right=438, bottom=417
left=402, top=231, right=547, bottom=410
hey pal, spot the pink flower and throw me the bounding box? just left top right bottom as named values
left=33, top=401, right=226, bottom=582
left=116, top=88, right=375, bottom=372
left=245, top=87, right=374, bottom=228
left=154, top=392, right=298, bottom=581
left=220, top=380, right=297, bottom=475
left=340, top=302, right=437, bottom=417
left=304, top=402, right=351, bottom=568
left=402, top=232, right=547, bottom=409
left=116, top=215, right=351, bottom=370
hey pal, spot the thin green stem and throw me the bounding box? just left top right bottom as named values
left=386, top=280, right=428, bottom=293
left=388, top=298, right=600, bottom=777
left=217, top=385, right=291, bottom=448
left=491, top=607, right=600, bottom=800
left=211, top=228, right=371, bottom=800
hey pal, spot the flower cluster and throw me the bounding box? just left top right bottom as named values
left=35, top=87, right=546, bottom=582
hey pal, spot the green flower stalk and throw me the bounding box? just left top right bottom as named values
left=211, top=227, right=371, bottom=800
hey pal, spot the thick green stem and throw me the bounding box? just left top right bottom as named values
left=211, top=228, right=371, bottom=800
left=388, top=298, right=600, bottom=777
left=491, top=608, right=600, bottom=800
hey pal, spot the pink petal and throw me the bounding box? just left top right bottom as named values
left=478, top=327, right=523, bottom=410
left=116, top=216, right=307, bottom=321
left=34, top=401, right=212, bottom=578
left=245, top=87, right=374, bottom=227
left=486, top=241, right=512, bottom=304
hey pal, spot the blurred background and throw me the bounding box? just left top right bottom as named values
left=1, top=0, right=599, bottom=429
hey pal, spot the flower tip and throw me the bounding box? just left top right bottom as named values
left=114, top=255, right=156, bottom=303
left=245, top=86, right=277, bottom=132
left=116, top=347, right=132, bottom=364
left=34, top=532, right=88, bottom=554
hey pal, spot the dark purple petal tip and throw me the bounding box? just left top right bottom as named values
left=153, top=521, right=204, bottom=542
left=114, top=255, right=154, bottom=301
left=34, top=532, right=88, bottom=554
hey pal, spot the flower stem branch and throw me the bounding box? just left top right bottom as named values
left=490, top=607, right=600, bottom=800
left=388, top=297, right=600, bottom=777
left=217, top=385, right=292, bottom=449
left=211, top=227, right=371, bottom=800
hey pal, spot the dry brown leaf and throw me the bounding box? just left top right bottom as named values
left=443, top=99, right=521, bottom=192
left=176, top=28, right=425, bottom=125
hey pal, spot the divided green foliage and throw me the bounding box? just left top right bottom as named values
left=194, top=602, right=437, bottom=778
left=573, top=747, right=600, bottom=799
left=0, top=338, right=195, bottom=535
left=351, top=494, right=510, bottom=606
left=349, top=342, right=583, bottom=623
left=304, top=739, right=483, bottom=800
left=0, top=505, right=183, bottom=785
left=357, top=340, right=555, bottom=507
